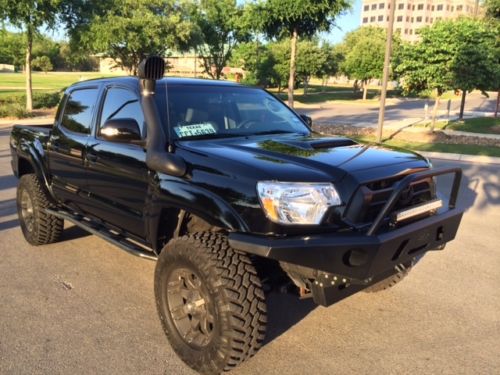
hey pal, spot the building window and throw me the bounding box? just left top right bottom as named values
left=404, top=29, right=408, bottom=34
left=436, top=16, right=442, bottom=20
left=397, top=15, right=403, bottom=22
left=364, top=5, right=369, bottom=11
left=446, top=5, right=449, bottom=10
left=416, top=16, right=422, bottom=22
left=410, top=29, right=413, bottom=35
left=378, top=15, right=384, bottom=21
left=417, top=4, right=424, bottom=10
left=451, top=6, right=454, bottom=11
left=427, top=4, right=431, bottom=10
left=430, top=17, right=433, bottom=22
left=411, top=17, right=414, bottom=22
left=408, top=4, right=411, bottom=9
left=398, top=3, right=404, bottom=9
left=437, top=4, right=443, bottom=10
left=425, top=16, right=429, bottom=22
left=363, top=17, right=368, bottom=23
left=457, top=5, right=463, bottom=11
left=406, top=16, right=410, bottom=21
left=371, top=4, right=377, bottom=10
left=432, top=5, right=435, bottom=10
left=370, top=16, right=376, bottom=22
left=412, top=5, right=415, bottom=10
left=379, top=3, right=385, bottom=9
left=396, top=28, right=401, bottom=33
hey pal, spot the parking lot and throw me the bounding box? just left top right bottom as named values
left=0, top=125, right=499, bottom=375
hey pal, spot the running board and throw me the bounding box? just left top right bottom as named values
left=46, top=209, right=157, bottom=261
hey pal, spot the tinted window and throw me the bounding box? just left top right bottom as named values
left=61, top=88, right=98, bottom=134
left=167, top=85, right=309, bottom=140
left=99, top=88, right=145, bottom=137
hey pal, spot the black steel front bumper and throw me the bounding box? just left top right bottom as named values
left=228, top=167, right=464, bottom=306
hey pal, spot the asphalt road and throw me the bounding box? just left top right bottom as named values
left=0, top=126, right=499, bottom=375
left=305, top=91, right=497, bottom=127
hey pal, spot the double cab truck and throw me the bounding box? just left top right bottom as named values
left=10, top=57, right=464, bottom=374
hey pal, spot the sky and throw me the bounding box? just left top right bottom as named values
left=40, top=0, right=363, bottom=45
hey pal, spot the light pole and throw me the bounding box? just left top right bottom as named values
left=376, top=0, right=397, bottom=142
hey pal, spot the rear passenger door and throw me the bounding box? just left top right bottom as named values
left=49, top=86, right=99, bottom=209
left=84, top=85, right=149, bottom=237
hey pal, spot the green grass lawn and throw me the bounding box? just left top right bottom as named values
left=0, top=71, right=123, bottom=90
left=415, top=117, right=500, bottom=134
left=353, top=136, right=500, bottom=157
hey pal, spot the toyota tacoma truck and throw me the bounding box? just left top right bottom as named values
left=10, top=57, right=463, bottom=374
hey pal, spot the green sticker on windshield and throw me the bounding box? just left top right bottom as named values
left=174, top=123, right=217, bottom=138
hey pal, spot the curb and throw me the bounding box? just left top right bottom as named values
left=418, top=151, right=500, bottom=165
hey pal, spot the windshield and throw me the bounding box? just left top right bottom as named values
left=165, top=85, right=310, bottom=140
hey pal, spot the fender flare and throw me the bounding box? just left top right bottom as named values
left=145, top=178, right=249, bottom=253
left=16, top=139, right=56, bottom=201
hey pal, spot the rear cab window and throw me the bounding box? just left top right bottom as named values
left=60, top=88, right=99, bottom=134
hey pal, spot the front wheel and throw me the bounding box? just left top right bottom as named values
left=154, top=232, right=267, bottom=374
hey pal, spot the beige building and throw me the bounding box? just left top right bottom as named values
left=360, top=0, right=479, bottom=41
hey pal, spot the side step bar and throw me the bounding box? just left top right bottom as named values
left=46, top=209, right=157, bottom=261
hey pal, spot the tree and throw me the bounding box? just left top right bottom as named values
left=296, top=40, right=328, bottom=95
left=395, top=20, right=499, bottom=129
left=317, top=43, right=341, bottom=89
left=0, top=29, right=25, bottom=69
left=80, top=0, right=198, bottom=75
left=338, top=26, right=387, bottom=100
left=195, top=0, right=248, bottom=80
left=252, top=0, right=351, bottom=107
left=32, top=55, right=53, bottom=73
left=230, top=41, right=278, bottom=86
left=0, top=0, right=61, bottom=111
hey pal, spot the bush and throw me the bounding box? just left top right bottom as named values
left=0, top=90, right=62, bottom=118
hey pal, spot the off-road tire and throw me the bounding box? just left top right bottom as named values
left=16, top=174, right=63, bottom=245
left=154, top=232, right=267, bottom=374
left=364, top=264, right=413, bottom=293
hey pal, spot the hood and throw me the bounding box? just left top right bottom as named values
left=179, top=133, right=429, bottom=183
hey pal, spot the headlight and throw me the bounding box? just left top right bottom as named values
left=257, top=181, right=342, bottom=225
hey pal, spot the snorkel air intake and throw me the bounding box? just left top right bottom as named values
left=138, top=56, right=186, bottom=177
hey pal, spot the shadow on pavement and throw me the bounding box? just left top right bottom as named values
left=263, top=292, right=316, bottom=346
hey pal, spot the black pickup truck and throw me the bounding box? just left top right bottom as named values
left=10, top=57, right=463, bottom=374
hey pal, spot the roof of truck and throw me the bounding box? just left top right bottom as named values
left=70, top=76, right=243, bottom=88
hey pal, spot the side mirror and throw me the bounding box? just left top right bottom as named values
left=300, top=114, right=313, bottom=127
left=100, top=118, right=142, bottom=142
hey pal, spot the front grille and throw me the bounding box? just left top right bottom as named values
left=344, top=176, right=436, bottom=228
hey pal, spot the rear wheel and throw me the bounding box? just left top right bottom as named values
left=155, top=232, right=267, bottom=374
left=16, top=174, right=63, bottom=245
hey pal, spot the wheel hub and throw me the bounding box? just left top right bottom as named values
left=20, top=190, right=35, bottom=233
left=166, top=268, right=215, bottom=348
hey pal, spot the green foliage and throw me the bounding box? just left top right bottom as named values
left=230, top=41, right=278, bottom=86
left=395, top=19, right=499, bottom=96
left=195, top=0, right=248, bottom=79
left=0, top=91, right=62, bottom=117
left=0, top=29, right=24, bottom=68
left=32, top=55, right=53, bottom=73
left=81, top=0, right=199, bottom=74
left=338, top=26, right=388, bottom=83
left=252, top=0, right=351, bottom=39
left=484, top=0, right=500, bottom=19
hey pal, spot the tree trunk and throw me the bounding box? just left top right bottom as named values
left=431, top=90, right=441, bottom=132
left=495, top=90, right=499, bottom=118
left=304, top=77, right=309, bottom=96
left=362, top=81, right=368, bottom=100
left=287, top=28, right=298, bottom=108
left=459, top=89, right=466, bottom=120
left=25, top=24, right=33, bottom=112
